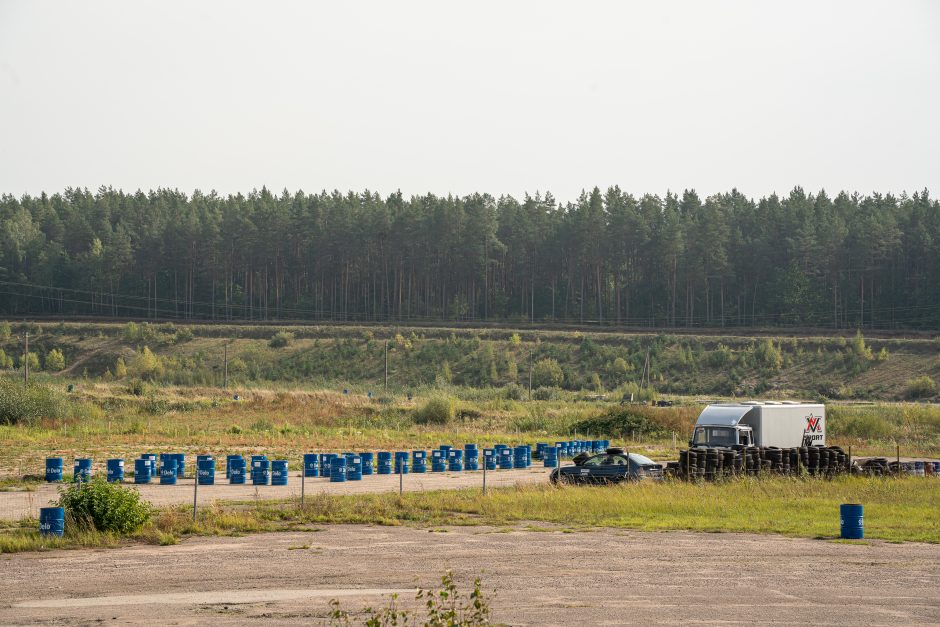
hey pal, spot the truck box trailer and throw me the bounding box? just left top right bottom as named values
left=690, top=401, right=825, bottom=448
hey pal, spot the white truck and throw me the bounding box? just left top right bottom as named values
left=689, top=401, right=826, bottom=448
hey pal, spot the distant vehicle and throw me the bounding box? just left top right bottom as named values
left=689, top=401, right=826, bottom=448
left=550, top=449, right=664, bottom=484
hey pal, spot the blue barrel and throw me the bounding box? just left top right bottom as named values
left=360, top=452, right=374, bottom=475
left=107, top=459, right=124, bottom=483
left=197, top=456, right=216, bottom=485
left=143, top=454, right=157, bottom=479
left=345, top=455, right=362, bottom=481
left=934, top=462, right=940, bottom=475
left=494, top=444, right=508, bottom=457
left=465, top=447, right=479, bottom=471
left=39, top=507, right=65, bottom=537
left=172, top=453, right=184, bottom=479
left=225, top=455, right=238, bottom=479
left=45, top=457, right=63, bottom=482
left=303, top=454, right=320, bottom=477
left=840, top=504, right=864, bottom=539
left=440, top=445, right=452, bottom=461
left=319, top=453, right=337, bottom=476
left=534, top=443, right=547, bottom=460
left=253, top=458, right=271, bottom=485
left=412, top=451, right=427, bottom=473
left=448, top=449, right=464, bottom=472
left=160, top=457, right=177, bottom=485
left=431, top=450, right=446, bottom=472
left=271, top=460, right=288, bottom=485
left=229, top=457, right=246, bottom=484
left=330, top=457, right=347, bottom=482
left=499, top=448, right=514, bottom=469
left=483, top=448, right=497, bottom=470
left=395, top=451, right=410, bottom=474
left=134, top=459, right=151, bottom=483
left=73, top=458, right=92, bottom=482
left=377, top=452, right=392, bottom=475
left=250, top=455, right=267, bottom=483
left=555, top=442, right=568, bottom=458
left=543, top=447, right=558, bottom=468
left=913, top=461, right=925, bottom=477
left=513, top=446, right=527, bottom=469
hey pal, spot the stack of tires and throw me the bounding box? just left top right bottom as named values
left=677, top=445, right=851, bottom=480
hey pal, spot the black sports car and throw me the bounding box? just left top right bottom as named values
left=549, top=449, right=664, bottom=484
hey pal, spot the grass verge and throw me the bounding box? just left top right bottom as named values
left=3, top=476, right=936, bottom=552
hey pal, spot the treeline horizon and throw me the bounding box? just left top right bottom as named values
left=1, top=185, right=938, bottom=329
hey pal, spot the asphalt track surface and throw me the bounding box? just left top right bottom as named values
left=1, top=525, right=938, bottom=625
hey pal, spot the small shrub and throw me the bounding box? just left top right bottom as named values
left=268, top=331, right=294, bottom=349
left=0, top=348, right=13, bottom=369
left=57, top=478, right=151, bottom=534
left=532, top=386, right=561, bottom=401
left=532, top=358, right=564, bottom=388
left=0, top=380, right=68, bottom=425
left=906, top=375, right=937, bottom=399
left=754, top=338, right=782, bottom=371
left=0, top=321, right=10, bottom=340
left=414, top=395, right=456, bottom=425
left=503, top=382, right=525, bottom=401
left=130, top=346, right=163, bottom=380
left=18, top=351, right=40, bottom=371
left=45, top=348, right=66, bottom=371
left=114, top=357, right=128, bottom=378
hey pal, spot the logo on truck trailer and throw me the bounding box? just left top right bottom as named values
left=804, top=413, right=824, bottom=442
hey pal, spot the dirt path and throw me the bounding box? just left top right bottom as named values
left=1, top=526, right=937, bottom=625
left=0, top=467, right=551, bottom=520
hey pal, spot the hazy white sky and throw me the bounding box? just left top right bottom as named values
left=1, top=0, right=938, bottom=203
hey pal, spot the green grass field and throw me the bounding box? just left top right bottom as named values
left=2, top=476, right=937, bottom=554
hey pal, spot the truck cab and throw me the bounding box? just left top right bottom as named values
left=689, top=401, right=825, bottom=449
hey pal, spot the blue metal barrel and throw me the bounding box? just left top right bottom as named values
left=377, top=451, right=392, bottom=475
left=483, top=448, right=497, bottom=470
left=412, top=451, right=427, bottom=473
left=303, top=454, right=320, bottom=477
left=174, top=454, right=186, bottom=479
left=431, top=450, right=446, bottom=472
left=555, top=442, right=568, bottom=458
left=840, top=504, right=864, bottom=539
left=395, top=451, right=410, bottom=474
left=345, top=455, right=362, bottom=481
left=134, top=459, right=151, bottom=483
left=913, top=461, right=925, bottom=477
left=330, top=456, right=347, bottom=482
left=229, top=457, right=246, bottom=484
left=250, top=455, right=267, bottom=483
left=160, top=456, right=177, bottom=485
left=143, top=454, right=157, bottom=479
left=45, top=457, right=63, bottom=482
left=359, top=452, right=374, bottom=475
left=464, top=446, right=479, bottom=471
left=448, top=449, right=464, bottom=472
left=499, top=448, right=514, bottom=470
left=252, top=459, right=271, bottom=485
left=271, top=460, right=288, bottom=485
left=534, top=443, right=547, bottom=460
left=197, top=456, right=216, bottom=485
left=543, top=446, right=558, bottom=468
left=107, top=459, right=125, bottom=483
left=513, top=446, right=527, bottom=469
left=39, top=507, right=65, bottom=537
left=73, top=458, right=92, bottom=482
left=225, top=455, right=239, bottom=479
left=440, top=445, right=452, bottom=461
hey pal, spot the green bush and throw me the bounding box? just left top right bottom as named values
left=503, top=382, right=525, bottom=401
left=268, top=331, right=294, bottom=348
left=906, top=375, right=937, bottom=399
left=45, top=348, right=66, bottom=371
left=532, top=358, right=564, bottom=388
left=0, top=380, right=68, bottom=425
left=0, top=321, right=10, bottom=340
left=57, top=478, right=151, bottom=534
left=532, top=386, right=561, bottom=401
left=18, top=351, right=40, bottom=371
left=414, top=395, right=456, bottom=425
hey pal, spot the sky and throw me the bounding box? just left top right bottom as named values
left=0, top=0, right=938, bottom=203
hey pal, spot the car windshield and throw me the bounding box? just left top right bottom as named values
left=693, top=426, right=736, bottom=446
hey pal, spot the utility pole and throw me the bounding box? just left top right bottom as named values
left=384, top=339, right=388, bottom=390
left=24, top=332, right=29, bottom=385
left=223, top=343, right=229, bottom=389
